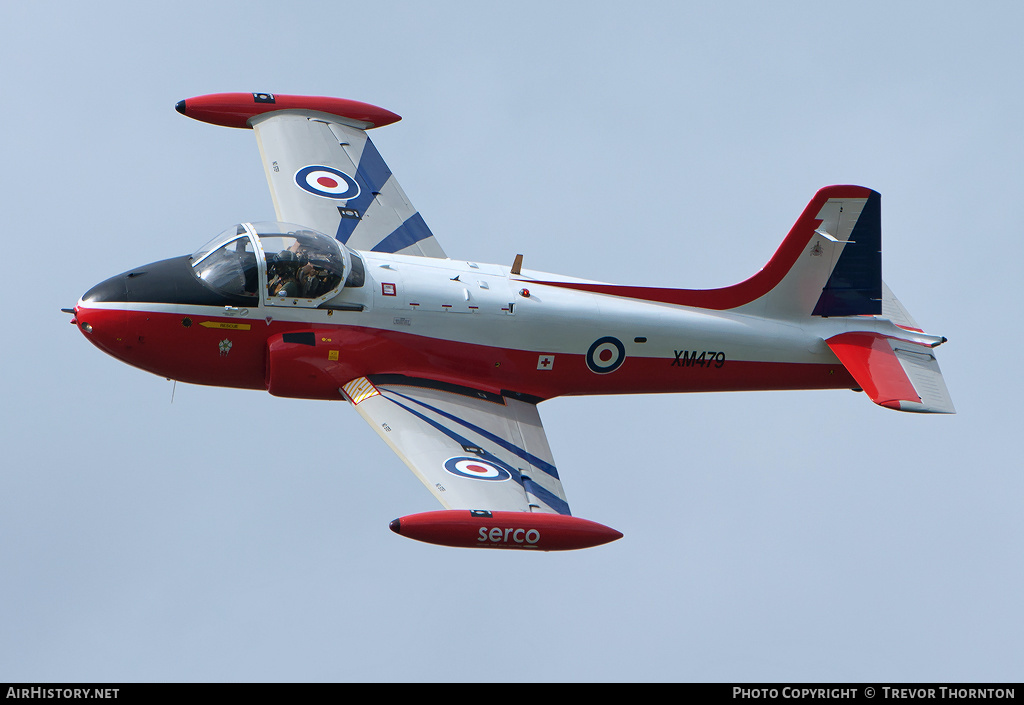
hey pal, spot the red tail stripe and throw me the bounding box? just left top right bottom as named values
left=526, top=185, right=873, bottom=310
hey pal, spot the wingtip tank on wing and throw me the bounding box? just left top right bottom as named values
left=175, top=92, right=402, bottom=130
left=175, top=91, right=447, bottom=258
left=390, top=510, right=623, bottom=551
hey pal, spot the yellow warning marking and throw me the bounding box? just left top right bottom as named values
left=200, top=321, right=251, bottom=331
left=343, top=377, right=380, bottom=405
left=328, top=350, right=339, bottom=361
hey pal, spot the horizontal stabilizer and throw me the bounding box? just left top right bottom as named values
left=827, top=333, right=955, bottom=414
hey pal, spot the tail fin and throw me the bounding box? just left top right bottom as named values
left=880, top=281, right=921, bottom=330
left=795, top=193, right=956, bottom=414
left=522, top=185, right=884, bottom=317
left=521, top=185, right=955, bottom=413
left=758, top=189, right=953, bottom=413
left=740, top=185, right=883, bottom=318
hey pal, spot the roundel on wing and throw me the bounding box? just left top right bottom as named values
left=294, top=165, right=360, bottom=200
left=586, top=336, right=626, bottom=374
left=443, top=457, right=512, bottom=482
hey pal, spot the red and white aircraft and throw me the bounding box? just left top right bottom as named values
left=71, top=93, right=954, bottom=551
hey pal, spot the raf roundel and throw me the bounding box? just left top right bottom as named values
left=443, top=457, right=512, bottom=482
left=294, top=165, right=361, bottom=200
left=586, top=336, right=626, bottom=374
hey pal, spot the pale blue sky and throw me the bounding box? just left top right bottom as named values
left=2, top=1, right=1021, bottom=681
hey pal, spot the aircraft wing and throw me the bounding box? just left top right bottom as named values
left=340, top=376, right=571, bottom=515
left=175, top=92, right=446, bottom=257
left=252, top=112, right=446, bottom=257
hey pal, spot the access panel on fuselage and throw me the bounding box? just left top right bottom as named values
left=366, top=256, right=517, bottom=318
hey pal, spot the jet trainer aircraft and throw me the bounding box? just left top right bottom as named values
left=70, top=93, right=955, bottom=551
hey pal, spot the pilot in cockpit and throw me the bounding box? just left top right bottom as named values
left=268, top=251, right=301, bottom=297
left=288, top=241, right=337, bottom=298
left=299, top=257, right=334, bottom=297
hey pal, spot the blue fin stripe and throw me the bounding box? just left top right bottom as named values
left=813, top=191, right=883, bottom=316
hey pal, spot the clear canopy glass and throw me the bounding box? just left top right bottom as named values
left=190, top=225, right=259, bottom=298
left=190, top=222, right=350, bottom=304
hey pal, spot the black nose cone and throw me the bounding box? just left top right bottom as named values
left=83, top=256, right=260, bottom=307
left=82, top=272, right=128, bottom=304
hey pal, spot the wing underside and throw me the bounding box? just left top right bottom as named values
left=341, top=376, right=570, bottom=515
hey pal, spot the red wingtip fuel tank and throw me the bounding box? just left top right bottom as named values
left=175, top=92, right=402, bottom=129
left=389, top=510, right=623, bottom=551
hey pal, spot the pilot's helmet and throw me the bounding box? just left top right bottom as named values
left=270, top=250, right=298, bottom=272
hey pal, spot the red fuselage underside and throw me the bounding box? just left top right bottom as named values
left=79, top=307, right=855, bottom=401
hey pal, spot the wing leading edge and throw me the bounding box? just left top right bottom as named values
left=341, top=376, right=570, bottom=515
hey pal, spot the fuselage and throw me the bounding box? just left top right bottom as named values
left=74, top=227, right=866, bottom=402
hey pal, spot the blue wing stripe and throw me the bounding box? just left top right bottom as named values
left=373, top=213, right=435, bottom=253
left=355, top=136, right=393, bottom=192
left=383, top=393, right=571, bottom=515
left=383, top=396, right=522, bottom=482
left=388, top=390, right=561, bottom=480
left=523, top=477, right=571, bottom=516
left=334, top=136, right=393, bottom=244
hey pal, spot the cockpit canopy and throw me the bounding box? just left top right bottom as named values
left=190, top=222, right=353, bottom=306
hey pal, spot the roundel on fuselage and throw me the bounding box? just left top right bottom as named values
left=586, top=336, right=625, bottom=374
